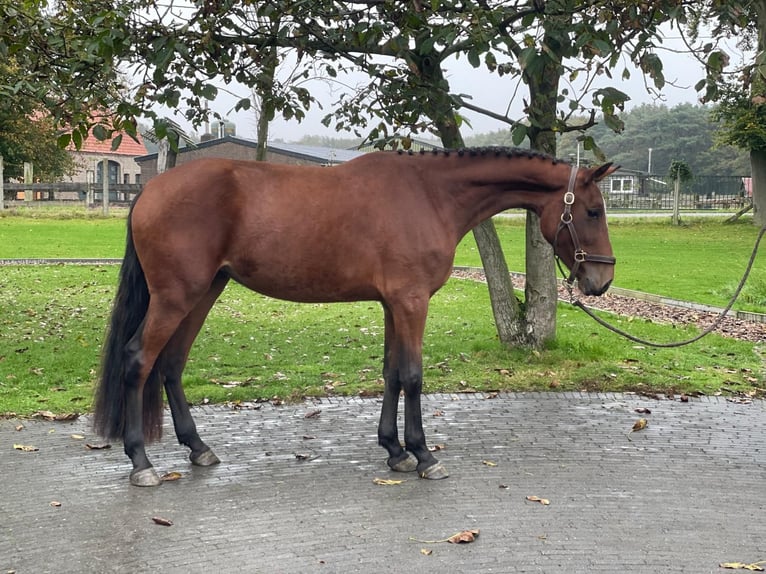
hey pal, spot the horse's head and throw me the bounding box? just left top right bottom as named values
left=541, top=162, right=618, bottom=296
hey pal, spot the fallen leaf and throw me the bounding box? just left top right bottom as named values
left=499, top=484, right=510, bottom=489
left=634, top=407, right=652, bottom=414
left=525, top=495, right=551, bottom=505
left=719, top=561, right=765, bottom=571
left=33, top=411, right=79, bottom=421
left=70, top=434, right=85, bottom=440
left=304, top=409, right=322, bottom=419
left=632, top=418, right=648, bottom=432
left=15, top=424, right=23, bottom=431
left=151, top=516, right=173, bottom=527
left=481, top=460, right=497, bottom=467
left=50, top=501, right=62, bottom=507
left=373, top=478, right=404, bottom=486
left=428, top=444, right=445, bottom=452
left=85, top=442, right=111, bottom=450
left=420, top=548, right=433, bottom=556
left=408, top=529, right=480, bottom=545
left=13, top=444, right=38, bottom=452
left=161, top=472, right=182, bottom=482
left=433, top=409, right=444, bottom=417
left=448, top=529, right=480, bottom=544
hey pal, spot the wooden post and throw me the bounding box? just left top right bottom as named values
left=102, top=157, right=110, bottom=216
left=672, top=178, right=681, bottom=226
left=87, top=160, right=96, bottom=207
left=23, top=162, right=33, bottom=202
left=0, top=155, right=4, bottom=211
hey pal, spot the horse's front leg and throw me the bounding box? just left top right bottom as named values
left=378, top=306, right=418, bottom=472
left=400, top=356, right=448, bottom=479
left=383, top=298, right=448, bottom=479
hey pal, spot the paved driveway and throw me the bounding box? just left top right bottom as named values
left=2, top=393, right=764, bottom=573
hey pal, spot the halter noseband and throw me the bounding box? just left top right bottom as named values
left=554, top=165, right=617, bottom=284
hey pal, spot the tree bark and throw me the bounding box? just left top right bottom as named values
left=417, top=55, right=523, bottom=347
left=522, top=50, right=562, bottom=347
left=751, top=149, right=766, bottom=227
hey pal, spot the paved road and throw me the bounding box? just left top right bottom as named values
left=2, top=393, right=764, bottom=573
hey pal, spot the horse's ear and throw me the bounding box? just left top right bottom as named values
left=591, top=163, right=620, bottom=183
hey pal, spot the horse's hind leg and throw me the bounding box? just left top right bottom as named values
left=123, top=301, right=193, bottom=487
left=162, top=273, right=229, bottom=467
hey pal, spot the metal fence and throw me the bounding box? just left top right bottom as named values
left=604, top=174, right=752, bottom=211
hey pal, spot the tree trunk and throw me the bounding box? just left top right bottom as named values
left=254, top=45, right=278, bottom=163
left=753, top=1, right=766, bottom=227
left=751, top=149, right=766, bottom=227
left=522, top=54, right=562, bottom=347
left=473, top=219, right=525, bottom=343
left=416, top=54, right=523, bottom=347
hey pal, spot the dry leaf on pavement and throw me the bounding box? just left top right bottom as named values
left=719, top=561, right=765, bottom=571
left=13, top=444, right=38, bottom=452
left=525, top=495, right=551, bottom=505
left=161, top=472, right=183, bottom=482
left=627, top=418, right=648, bottom=440
left=151, top=516, right=173, bottom=526
left=448, top=529, right=480, bottom=544
left=372, top=478, right=404, bottom=486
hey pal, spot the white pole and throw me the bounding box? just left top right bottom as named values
left=102, top=157, right=109, bottom=216
left=23, top=162, right=33, bottom=202
left=647, top=148, right=653, bottom=174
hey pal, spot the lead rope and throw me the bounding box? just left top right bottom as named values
left=565, top=225, right=766, bottom=348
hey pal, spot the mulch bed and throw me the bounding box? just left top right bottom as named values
left=452, top=269, right=766, bottom=344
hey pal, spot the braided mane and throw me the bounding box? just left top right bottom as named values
left=395, top=146, right=564, bottom=164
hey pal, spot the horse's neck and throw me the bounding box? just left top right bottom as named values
left=428, top=154, right=566, bottom=237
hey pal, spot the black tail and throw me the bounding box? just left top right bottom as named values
left=92, top=204, right=165, bottom=442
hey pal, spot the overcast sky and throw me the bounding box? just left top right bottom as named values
left=182, top=31, right=746, bottom=143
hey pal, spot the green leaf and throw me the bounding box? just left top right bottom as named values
left=235, top=97, right=251, bottom=111
left=71, top=128, right=83, bottom=150
left=56, top=133, right=72, bottom=149
left=110, top=134, right=123, bottom=152
left=92, top=124, right=109, bottom=141
left=511, top=124, right=527, bottom=146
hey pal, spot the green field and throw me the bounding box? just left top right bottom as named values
left=0, top=210, right=763, bottom=416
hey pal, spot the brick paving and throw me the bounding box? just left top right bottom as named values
left=1, top=393, right=765, bottom=573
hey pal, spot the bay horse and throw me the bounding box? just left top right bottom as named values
left=93, top=147, right=617, bottom=487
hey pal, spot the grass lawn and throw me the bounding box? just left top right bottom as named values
left=0, top=209, right=763, bottom=416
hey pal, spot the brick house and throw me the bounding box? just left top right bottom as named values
left=66, top=130, right=148, bottom=185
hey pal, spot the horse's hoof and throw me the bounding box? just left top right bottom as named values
left=419, top=462, right=449, bottom=480
left=191, top=448, right=221, bottom=467
left=130, top=467, right=162, bottom=487
left=388, top=452, right=418, bottom=472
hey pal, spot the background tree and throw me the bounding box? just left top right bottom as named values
left=0, top=60, right=73, bottom=183
left=686, top=0, right=766, bottom=226
left=2, top=0, right=744, bottom=347
left=668, top=159, right=693, bottom=224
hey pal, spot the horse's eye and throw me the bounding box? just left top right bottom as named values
left=587, top=208, right=601, bottom=219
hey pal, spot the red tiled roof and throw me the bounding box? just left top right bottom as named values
left=75, top=129, right=148, bottom=156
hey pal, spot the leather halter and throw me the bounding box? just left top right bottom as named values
left=554, top=165, right=617, bottom=284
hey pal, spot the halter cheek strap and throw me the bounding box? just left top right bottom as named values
left=554, top=165, right=617, bottom=284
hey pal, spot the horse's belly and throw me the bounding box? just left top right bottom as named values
left=225, top=264, right=380, bottom=304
